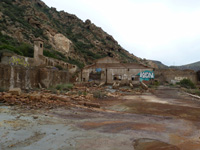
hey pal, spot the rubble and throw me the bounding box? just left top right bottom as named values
left=140, top=82, right=148, bottom=90
left=112, top=82, right=120, bottom=89
left=0, top=83, right=147, bottom=110
left=0, top=85, right=101, bottom=109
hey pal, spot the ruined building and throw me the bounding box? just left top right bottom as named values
left=0, top=39, right=77, bottom=90
left=79, top=57, right=154, bottom=84
left=0, top=38, right=77, bottom=73
left=155, top=69, right=199, bottom=85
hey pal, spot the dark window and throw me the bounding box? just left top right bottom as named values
left=83, top=78, right=86, bottom=82
left=113, top=75, right=122, bottom=80
left=40, top=43, right=43, bottom=48
left=132, top=75, right=139, bottom=81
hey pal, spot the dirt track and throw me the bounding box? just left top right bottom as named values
left=0, top=86, right=200, bottom=150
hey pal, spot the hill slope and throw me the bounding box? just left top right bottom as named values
left=151, top=60, right=168, bottom=69
left=171, top=61, right=200, bottom=71
left=0, top=0, right=148, bottom=68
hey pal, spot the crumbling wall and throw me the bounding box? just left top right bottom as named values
left=0, top=64, right=70, bottom=90
left=155, top=69, right=198, bottom=84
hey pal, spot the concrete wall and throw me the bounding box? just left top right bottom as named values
left=0, top=64, right=70, bottom=90
left=155, top=69, right=198, bottom=84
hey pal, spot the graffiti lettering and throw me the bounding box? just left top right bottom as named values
left=140, top=72, right=154, bottom=78
left=9, top=56, right=29, bottom=67
left=174, top=77, right=187, bottom=81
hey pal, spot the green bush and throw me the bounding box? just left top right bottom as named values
left=17, top=43, right=34, bottom=57
left=0, top=44, right=23, bottom=55
left=55, top=83, right=73, bottom=91
left=44, top=49, right=67, bottom=61
left=0, top=43, right=34, bottom=57
left=178, top=79, right=196, bottom=89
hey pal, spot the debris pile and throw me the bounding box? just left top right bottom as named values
left=0, top=84, right=147, bottom=109
left=0, top=88, right=100, bottom=109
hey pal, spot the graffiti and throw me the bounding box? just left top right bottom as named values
left=9, top=56, right=29, bottom=67
left=174, top=77, right=187, bottom=81
left=139, top=70, right=154, bottom=81
left=95, top=68, right=102, bottom=73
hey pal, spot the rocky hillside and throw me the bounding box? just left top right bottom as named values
left=170, top=61, right=200, bottom=71
left=151, top=60, right=168, bottom=69
left=0, top=0, right=149, bottom=68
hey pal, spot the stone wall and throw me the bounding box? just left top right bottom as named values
left=0, top=64, right=70, bottom=90
left=154, top=69, right=198, bottom=84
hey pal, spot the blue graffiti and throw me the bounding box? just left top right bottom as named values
left=138, top=70, right=154, bottom=81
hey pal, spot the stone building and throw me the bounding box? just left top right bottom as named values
left=79, top=57, right=154, bottom=84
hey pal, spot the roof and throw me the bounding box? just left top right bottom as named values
left=33, top=37, right=44, bottom=42
left=84, top=63, right=151, bottom=69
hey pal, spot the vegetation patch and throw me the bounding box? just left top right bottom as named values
left=55, top=83, right=73, bottom=91
left=67, top=57, right=84, bottom=69
left=177, top=79, right=196, bottom=89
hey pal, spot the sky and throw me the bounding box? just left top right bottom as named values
left=42, top=0, right=200, bottom=66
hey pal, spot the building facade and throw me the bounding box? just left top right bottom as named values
left=79, top=57, right=154, bottom=84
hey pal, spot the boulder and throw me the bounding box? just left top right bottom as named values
left=9, top=88, right=21, bottom=96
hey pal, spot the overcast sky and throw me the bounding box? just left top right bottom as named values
left=42, top=0, right=200, bottom=66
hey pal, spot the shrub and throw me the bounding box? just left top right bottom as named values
left=55, top=83, right=73, bottom=92
left=17, top=43, right=34, bottom=57
left=178, top=79, right=196, bottom=89
left=0, top=44, right=23, bottom=55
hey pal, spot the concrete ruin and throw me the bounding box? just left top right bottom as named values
left=0, top=38, right=77, bottom=74
left=0, top=64, right=69, bottom=90
left=0, top=38, right=77, bottom=90
left=79, top=57, right=154, bottom=84
left=154, top=69, right=199, bottom=85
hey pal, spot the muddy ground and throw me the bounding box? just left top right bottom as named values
left=0, top=86, right=200, bottom=150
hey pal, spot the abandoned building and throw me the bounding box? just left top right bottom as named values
left=0, top=38, right=77, bottom=90
left=79, top=57, right=154, bottom=84
left=0, top=38, right=77, bottom=73
left=154, top=69, right=199, bottom=85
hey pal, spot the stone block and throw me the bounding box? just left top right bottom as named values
left=9, top=88, right=21, bottom=96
